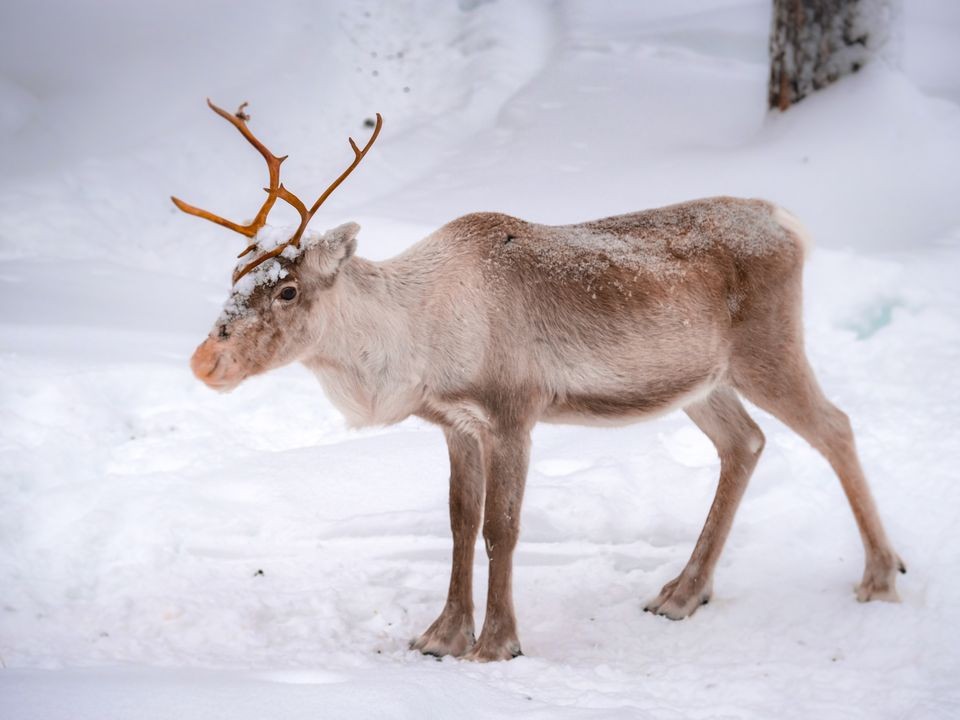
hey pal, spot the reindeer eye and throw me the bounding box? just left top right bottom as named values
left=279, top=286, right=297, bottom=301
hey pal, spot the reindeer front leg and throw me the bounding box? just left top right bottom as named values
left=463, top=428, right=530, bottom=662
left=412, top=427, right=483, bottom=657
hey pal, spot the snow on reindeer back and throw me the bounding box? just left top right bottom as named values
left=219, top=225, right=327, bottom=320
left=514, top=199, right=796, bottom=282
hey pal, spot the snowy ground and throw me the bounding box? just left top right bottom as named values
left=2, top=1, right=960, bottom=718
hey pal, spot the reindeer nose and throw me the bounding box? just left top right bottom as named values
left=190, top=339, right=241, bottom=391
left=190, top=340, right=222, bottom=383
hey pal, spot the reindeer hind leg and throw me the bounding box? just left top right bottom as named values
left=731, top=344, right=903, bottom=602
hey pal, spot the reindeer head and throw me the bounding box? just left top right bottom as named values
left=173, top=100, right=381, bottom=392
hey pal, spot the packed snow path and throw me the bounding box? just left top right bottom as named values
left=1, top=1, right=959, bottom=718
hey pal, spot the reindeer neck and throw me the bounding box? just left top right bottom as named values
left=301, top=255, right=428, bottom=426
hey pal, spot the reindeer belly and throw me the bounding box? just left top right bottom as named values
left=533, top=303, right=728, bottom=425
left=540, top=366, right=721, bottom=426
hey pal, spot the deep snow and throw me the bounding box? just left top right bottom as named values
left=1, top=1, right=959, bottom=718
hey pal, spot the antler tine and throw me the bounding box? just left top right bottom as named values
left=171, top=99, right=287, bottom=238
left=308, top=113, right=383, bottom=217
left=284, top=113, right=383, bottom=248
left=276, top=184, right=311, bottom=237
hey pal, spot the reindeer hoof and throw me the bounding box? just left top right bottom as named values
left=856, top=580, right=900, bottom=603
left=411, top=612, right=475, bottom=658
left=645, top=576, right=712, bottom=620
left=855, top=552, right=904, bottom=603
left=462, top=636, right=522, bottom=662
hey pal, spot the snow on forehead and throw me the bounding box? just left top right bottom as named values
left=218, top=225, right=326, bottom=320
left=241, top=224, right=327, bottom=256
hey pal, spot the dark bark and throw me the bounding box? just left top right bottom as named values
left=769, top=0, right=887, bottom=111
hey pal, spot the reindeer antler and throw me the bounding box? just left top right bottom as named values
left=233, top=113, right=383, bottom=282
left=173, top=101, right=382, bottom=284
left=171, top=100, right=287, bottom=239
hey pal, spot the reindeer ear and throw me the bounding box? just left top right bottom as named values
left=327, top=221, right=359, bottom=264
left=302, top=222, right=360, bottom=276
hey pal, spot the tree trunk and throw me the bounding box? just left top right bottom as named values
left=768, top=0, right=892, bottom=111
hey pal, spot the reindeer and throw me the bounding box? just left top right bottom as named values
left=174, top=101, right=904, bottom=662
